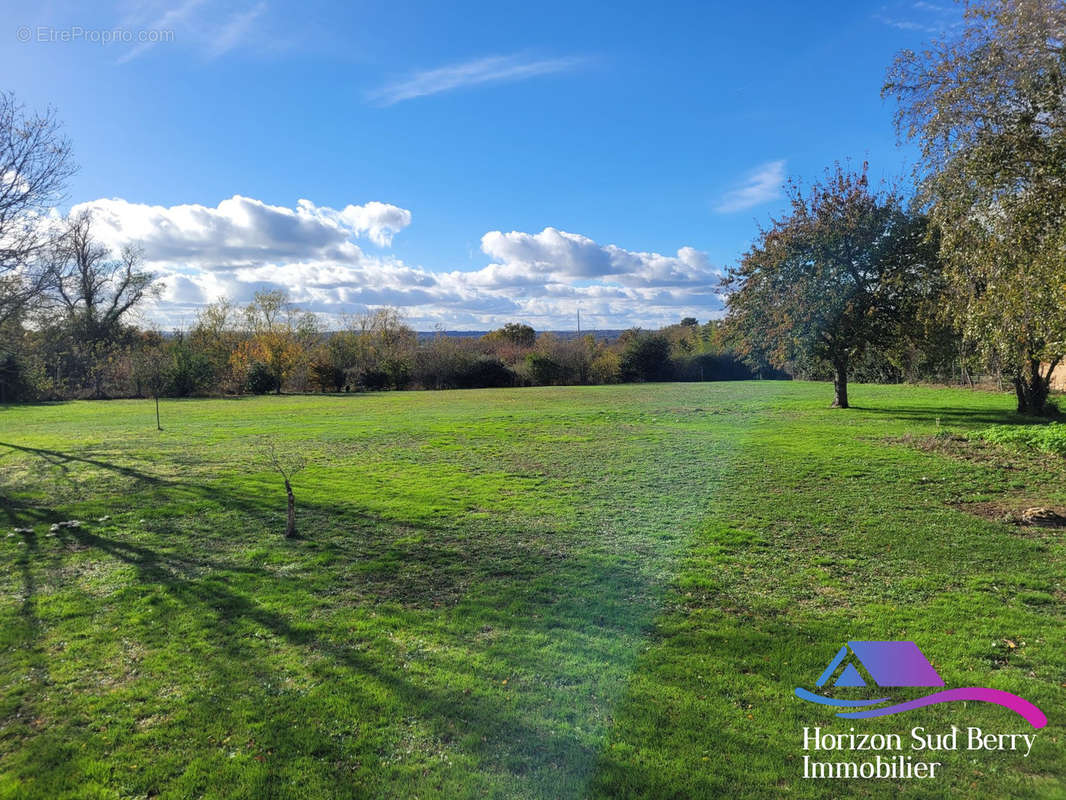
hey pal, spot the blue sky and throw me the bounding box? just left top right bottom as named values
left=2, top=0, right=962, bottom=329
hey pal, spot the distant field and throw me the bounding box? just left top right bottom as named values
left=1, top=382, right=1063, bottom=799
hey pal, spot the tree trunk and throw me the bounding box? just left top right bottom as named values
left=155, top=394, right=161, bottom=430
left=284, top=479, right=297, bottom=538
left=831, top=356, right=849, bottom=409
left=1013, top=357, right=1058, bottom=416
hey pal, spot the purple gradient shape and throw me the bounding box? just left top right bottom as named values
left=836, top=687, right=1047, bottom=729
left=847, top=640, right=944, bottom=687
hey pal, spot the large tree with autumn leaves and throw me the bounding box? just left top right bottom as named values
left=884, top=0, right=1066, bottom=415
left=723, top=164, right=941, bottom=408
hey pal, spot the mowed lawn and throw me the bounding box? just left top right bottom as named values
left=0, top=382, right=1064, bottom=799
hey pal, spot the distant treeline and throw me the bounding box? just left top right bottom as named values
left=0, top=290, right=777, bottom=401
left=9, top=0, right=1066, bottom=416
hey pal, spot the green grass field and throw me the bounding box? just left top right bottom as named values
left=1, top=382, right=1064, bottom=799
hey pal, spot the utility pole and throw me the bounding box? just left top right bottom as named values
left=577, top=307, right=581, bottom=335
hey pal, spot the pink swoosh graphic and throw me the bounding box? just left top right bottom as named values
left=836, top=687, right=1047, bottom=728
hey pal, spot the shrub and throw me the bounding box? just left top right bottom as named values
left=589, top=349, right=622, bottom=384
left=454, top=356, right=514, bottom=389
left=381, top=357, right=412, bottom=390
left=357, top=368, right=391, bottom=391
left=525, top=352, right=566, bottom=385
left=486, top=323, right=536, bottom=348
left=246, top=361, right=280, bottom=394
left=310, top=359, right=345, bottom=392
left=619, top=334, right=672, bottom=382
left=973, top=422, right=1066, bottom=457
left=0, top=352, right=41, bottom=402
left=167, top=345, right=214, bottom=397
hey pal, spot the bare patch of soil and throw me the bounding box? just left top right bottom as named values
left=952, top=499, right=1066, bottom=529
left=893, top=433, right=1066, bottom=531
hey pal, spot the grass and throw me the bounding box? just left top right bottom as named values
left=973, top=421, right=1066, bottom=458
left=0, top=382, right=1063, bottom=799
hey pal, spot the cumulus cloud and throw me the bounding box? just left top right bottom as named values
left=715, top=159, right=786, bottom=213
left=71, top=195, right=412, bottom=271
left=71, top=193, right=722, bottom=329
left=474, top=227, right=721, bottom=289
left=367, top=53, right=588, bottom=106
left=417, top=228, right=726, bottom=328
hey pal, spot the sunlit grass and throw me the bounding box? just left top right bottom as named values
left=1, top=383, right=1063, bottom=798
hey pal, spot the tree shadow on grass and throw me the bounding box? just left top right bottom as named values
left=849, top=405, right=1043, bottom=428
left=2, top=525, right=57, bottom=771
left=0, top=491, right=53, bottom=527
left=0, top=439, right=422, bottom=532
left=0, top=439, right=278, bottom=528
left=0, top=440, right=168, bottom=503
left=39, top=521, right=642, bottom=796
left=1, top=439, right=695, bottom=797
left=0, top=441, right=167, bottom=482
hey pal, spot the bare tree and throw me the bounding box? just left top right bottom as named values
left=50, top=210, right=160, bottom=343
left=257, top=438, right=307, bottom=538
left=0, top=92, right=76, bottom=324
left=133, top=335, right=168, bottom=430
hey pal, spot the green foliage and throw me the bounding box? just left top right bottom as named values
left=380, top=357, right=412, bottom=390
left=166, top=341, right=214, bottom=397
left=309, top=358, right=345, bottom=392
left=245, top=361, right=280, bottom=394
left=724, top=162, right=940, bottom=406
left=525, top=352, right=566, bottom=385
left=454, top=356, right=514, bottom=389
left=884, top=0, right=1066, bottom=413
left=0, top=351, right=42, bottom=402
left=485, top=322, right=536, bottom=348
left=619, top=332, right=672, bottom=382
left=588, top=348, right=622, bottom=384
left=355, top=367, right=390, bottom=391
left=973, top=421, right=1066, bottom=457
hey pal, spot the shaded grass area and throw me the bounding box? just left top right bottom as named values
left=0, top=383, right=1063, bottom=798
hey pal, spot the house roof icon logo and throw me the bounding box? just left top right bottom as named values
left=816, top=641, right=944, bottom=689
left=794, top=640, right=1046, bottom=728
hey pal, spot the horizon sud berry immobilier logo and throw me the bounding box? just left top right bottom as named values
left=792, top=641, right=1048, bottom=781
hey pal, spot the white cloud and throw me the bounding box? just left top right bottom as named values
left=474, top=227, right=721, bottom=289
left=71, top=194, right=721, bottom=330
left=117, top=0, right=268, bottom=64
left=715, top=159, right=786, bottom=213
left=367, top=53, right=588, bottom=106
left=205, top=2, right=267, bottom=58
left=426, top=227, right=725, bottom=327
left=71, top=195, right=412, bottom=269
left=871, top=13, right=937, bottom=32
left=332, top=201, right=413, bottom=247
left=872, top=1, right=963, bottom=34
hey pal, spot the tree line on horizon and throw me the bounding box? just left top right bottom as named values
left=0, top=242, right=765, bottom=399
left=1, top=0, right=1063, bottom=412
